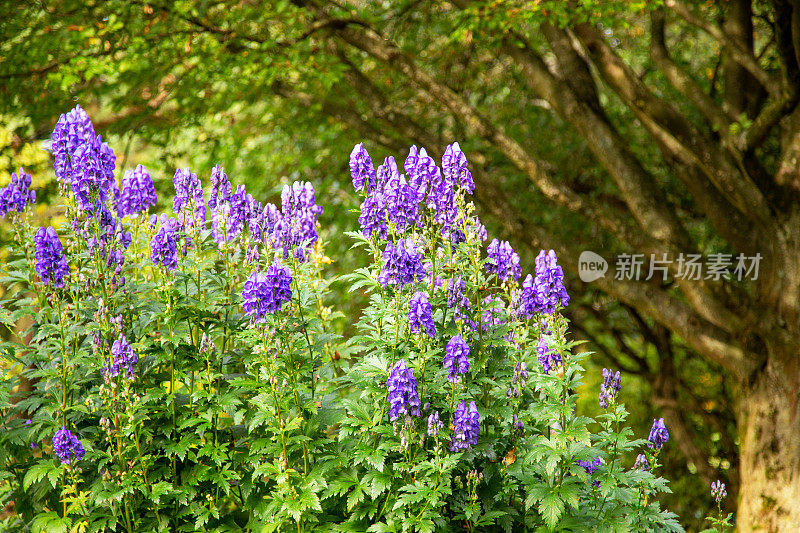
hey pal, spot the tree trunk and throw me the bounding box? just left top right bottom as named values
left=735, top=341, right=800, bottom=531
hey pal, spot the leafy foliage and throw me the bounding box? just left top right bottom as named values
left=0, top=110, right=682, bottom=531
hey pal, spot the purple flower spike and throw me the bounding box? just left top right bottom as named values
left=387, top=360, right=421, bottom=421
left=105, top=333, right=138, bottom=380
left=242, top=263, right=293, bottom=321
left=0, top=167, right=36, bottom=218
left=34, top=227, right=69, bottom=288
left=634, top=454, right=650, bottom=471
left=427, top=411, right=443, bottom=437
left=52, top=427, right=85, bottom=465
left=450, top=400, right=480, bottom=451
left=485, top=239, right=521, bottom=282
left=117, top=164, right=157, bottom=217
left=520, top=250, right=569, bottom=317
left=378, top=238, right=427, bottom=288
left=599, top=368, right=622, bottom=408
left=442, top=142, right=474, bottom=194
left=444, top=334, right=470, bottom=383
left=647, top=418, right=669, bottom=450
left=711, top=480, right=727, bottom=503
left=150, top=215, right=181, bottom=271
left=537, top=338, right=562, bottom=375
left=408, top=291, right=436, bottom=338
left=404, top=145, right=438, bottom=201
left=51, top=105, right=116, bottom=214
left=172, top=168, right=206, bottom=231
left=350, top=143, right=377, bottom=192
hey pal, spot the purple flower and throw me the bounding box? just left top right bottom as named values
left=52, top=427, right=85, bottom=465
left=358, top=190, right=388, bottom=239
left=508, top=361, right=529, bottom=397
left=281, top=181, right=323, bottom=246
left=634, top=454, right=650, bottom=471
left=0, top=167, right=36, bottom=217
left=51, top=105, right=116, bottom=214
left=711, top=480, right=727, bottom=503
left=599, top=368, right=622, bottom=408
left=408, top=291, right=436, bottom=338
left=520, top=250, right=569, bottom=317
left=34, top=227, right=69, bottom=288
left=447, top=277, right=472, bottom=323
left=272, top=181, right=323, bottom=261
left=150, top=215, right=181, bottom=271
left=427, top=411, right=443, bottom=437
left=208, top=164, right=232, bottom=212
left=242, top=263, right=293, bottom=321
left=485, top=239, right=521, bottom=282
left=512, top=414, right=525, bottom=438
left=578, top=456, right=601, bottom=475
left=450, top=400, right=480, bottom=451
left=481, top=295, right=506, bottom=333
left=442, top=142, right=474, bottom=194
left=426, top=165, right=457, bottom=233
left=387, top=360, right=421, bottom=421
left=378, top=238, right=427, bottom=288
left=444, top=334, right=470, bottom=383
left=105, top=333, right=138, bottom=379
left=537, top=338, right=562, bottom=375
left=117, top=165, right=157, bottom=217
left=350, top=143, right=377, bottom=192
left=647, top=418, right=669, bottom=450
left=172, top=168, right=206, bottom=231
left=211, top=181, right=250, bottom=246
left=404, top=145, right=438, bottom=201
left=384, top=166, right=421, bottom=232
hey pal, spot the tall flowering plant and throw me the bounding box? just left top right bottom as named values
left=333, top=143, right=682, bottom=531
left=0, top=107, right=682, bottom=532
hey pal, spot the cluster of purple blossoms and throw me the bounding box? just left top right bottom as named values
left=634, top=453, right=650, bottom=471
left=507, top=361, right=529, bottom=398
left=512, top=414, right=525, bottom=439
left=282, top=181, right=323, bottom=245
left=537, top=338, right=562, bottom=374
left=447, top=277, right=472, bottom=324
left=209, top=166, right=251, bottom=246
left=117, top=164, right=157, bottom=217
left=578, top=456, right=601, bottom=476
left=242, top=263, right=293, bottom=321
left=150, top=215, right=181, bottom=271
left=0, top=168, right=36, bottom=218
left=408, top=291, right=436, bottom=338
left=450, top=400, right=480, bottom=451
left=387, top=360, right=421, bottom=421
left=520, top=250, right=569, bottom=317
left=404, top=146, right=437, bottom=199
left=52, top=427, right=85, bottom=465
left=599, top=368, right=622, bottom=408
left=485, top=239, right=521, bottom=282
left=711, top=480, right=727, bottom=503
left=441, top=142, right=474, bottom=194
left=647, top=418, right=670, bottom=450
left=384, top=162, right=421, bottom=232
left=51, top=105, right=116, bottom=214
left=352, top=142, right=475, bottom=237
left=443, top=335, right=470, bottom=383
left=105, top=332, right=138, bottom=380
left=378, top=238, right=427, bottom=287
left=350, top=143, right=377, bottom=192
left=427, top=411, right=444, bottom=437
left=481, top=296, right=506, bottom=333
left=34, top=227, right=70, bottom=288
left=172, top=168, right=206, bottom=232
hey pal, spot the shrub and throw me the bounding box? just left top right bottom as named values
left=0, top=107, right=682, bottom=531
